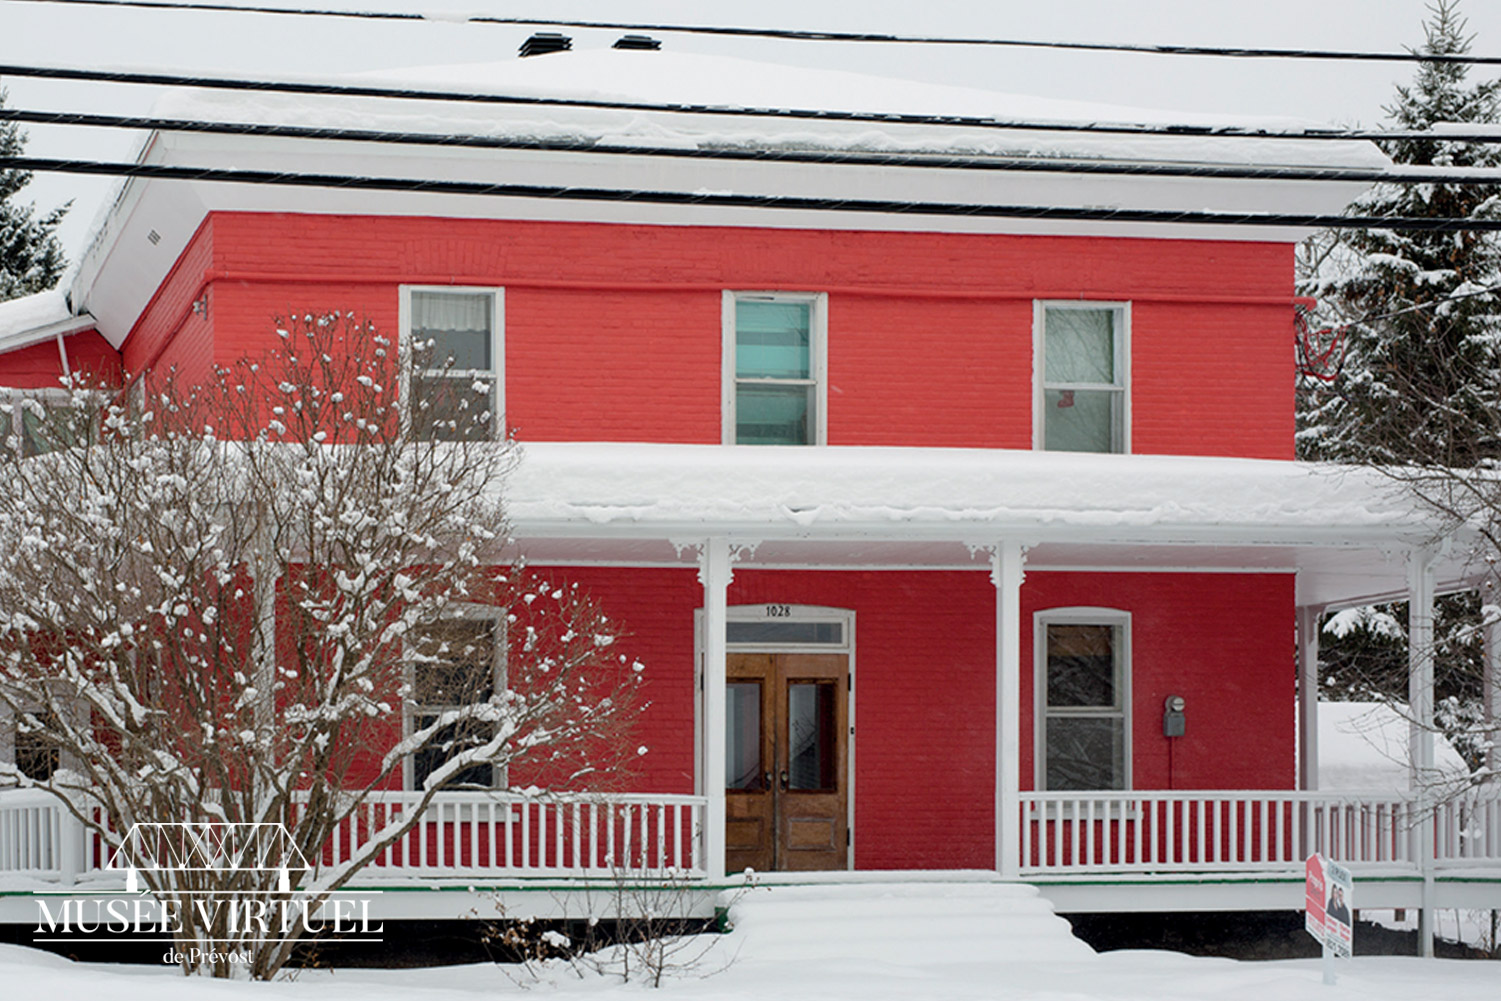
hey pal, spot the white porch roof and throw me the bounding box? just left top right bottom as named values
left=502, top=443, right=1482, bottom=608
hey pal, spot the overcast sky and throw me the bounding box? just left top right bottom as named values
left=6, top=0, right=1501, bottom=259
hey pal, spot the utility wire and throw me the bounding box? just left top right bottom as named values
left=8, top=106, right=1501, bottom=185
left=6, top=155, right=1501, bottom=231
left=9, top=0, right=1501, bottom=66
left=5, top=61, right=1501, bottom=143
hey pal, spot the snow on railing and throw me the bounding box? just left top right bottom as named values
left=1018, top=789, right=1501, bottom=874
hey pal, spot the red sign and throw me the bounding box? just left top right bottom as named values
left=1306, top=853, right=1354, bottom=958
left=1304, top=854, right=1327, bottom=942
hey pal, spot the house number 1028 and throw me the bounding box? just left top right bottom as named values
left=765, top=604, right=792, bottom=618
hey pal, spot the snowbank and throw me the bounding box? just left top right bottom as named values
left=0, top=917, right=1496, bottom=1001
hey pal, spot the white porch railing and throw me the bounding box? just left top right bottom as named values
left=0, top=789, right=68, bottom=877
left=0, top=789, right=707, bottom=883
left=303, top=791, right=707, bottom=878
left=7, top=787, right=1497, bottom=884
left=1019, top=789, right=1501, bottom=875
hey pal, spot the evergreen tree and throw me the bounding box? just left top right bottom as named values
left=1296, top=0, right=1499, bottom=772
left=0, top=88, right=67, bottom=301
left=1299, top=0, right=1501, bottom=466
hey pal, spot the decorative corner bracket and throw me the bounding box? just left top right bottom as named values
left=965, top=540, right=1035, bottom=588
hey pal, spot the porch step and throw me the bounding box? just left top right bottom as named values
left=720, top=882, right=1095, bottom=965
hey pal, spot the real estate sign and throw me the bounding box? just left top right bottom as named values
left=1305, top=853, right=1353, bottom=959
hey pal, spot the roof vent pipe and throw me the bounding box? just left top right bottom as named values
left=612, top=34, right=662, bottom=50
left=519, top=32, right=572, bottom=57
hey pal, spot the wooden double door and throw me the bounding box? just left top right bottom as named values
left=725, top=652, right=848, bottom=872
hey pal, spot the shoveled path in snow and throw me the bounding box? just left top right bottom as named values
left=721, top=880, right=1095, bottom=967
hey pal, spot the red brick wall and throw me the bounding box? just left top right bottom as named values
left=0, top=339, right=69, bottom=389
left=1021, top=572, right=1296, bottom=793
left=129, top=212, right=1295, bottom=458
left=0, top=330, right=119, bottom=389
left=728, top=569, right=998, bottom=871
left=537, top=566, right=1294, bottom=871
left=121, top=217, right=217, bottom=384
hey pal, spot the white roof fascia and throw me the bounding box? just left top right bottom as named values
left=71, top=136, right=211, bottom=348
left=0, top=313, right=101, bottom=356
left=149, top=129, right=1375, bottom=242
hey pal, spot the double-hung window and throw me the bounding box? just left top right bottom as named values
left=9, top=708, right=60, bottom=781
left=0, top=389, right=97, bottom=459
left=723, top=292, right=826, bottom=445
left=408, top=615, right=504, bottom=790
left=402, top=287, right=503, bottom=441
left=1035, top=302, right=1129, bottom=453
left=1035, top=609, right=1130, bottom=791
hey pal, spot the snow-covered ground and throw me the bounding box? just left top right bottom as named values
left=1317, top=701, right=1469, bottom=792
left=2, top=882, right=1495, bottom=1000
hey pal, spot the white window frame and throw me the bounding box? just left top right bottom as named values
left=1033, top=606, right=1132, bottom=792
left=722, top=291, right=828, bottom=446
left=2, top=692, right=85, bottom=782
left=0, top=387, right=85, bottom=459
left=403, top=605, right=507, bottom=792
left=1032, top=301, right=1131, bottom=453
left=398, top=285, right=505, bottom=440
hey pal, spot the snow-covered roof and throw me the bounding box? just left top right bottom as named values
left=68, top=49, right=1389, bottom=346
left=157, top=49, right=1390, bottom=171
left=0, top=290, right=95, bottom=356
left=500, top=443, right=1479, bottom=608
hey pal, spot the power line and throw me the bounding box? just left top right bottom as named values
left=5, top=60, right=1501, bottom=144
left=6, top=155, right=1501, bottom=231
left=10, top=0, right=1501, bottom=66
left=8, top=106, right=1501, bottom=186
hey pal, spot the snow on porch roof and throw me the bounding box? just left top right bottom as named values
left=504, top=443, right=1430, bottom=540
left=0, top=290, right=96, bottom=355
left=501, top=443, right=1478, bottom=608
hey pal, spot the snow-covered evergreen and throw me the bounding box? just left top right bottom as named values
left=0, top=90, right=66, bottom=301
left=1297, top=0, right=1499, bottom=775
left=1298, top=0, right=1501, bottom=466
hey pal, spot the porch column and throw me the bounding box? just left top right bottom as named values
left=1485, top=608, right=1500, bottom=781
left=990, top=541, right=1027, bottom=879
left=1296, top=605, right=1324, bottom=791
left=698, top=538, right=732, bottom=882
left=1407, top=547, right=1438, bottom=958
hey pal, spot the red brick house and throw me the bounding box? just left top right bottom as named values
left=0, top=44, right=1495, bottom=923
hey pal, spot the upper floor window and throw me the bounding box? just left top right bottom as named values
left=402, top=287, right=503, bottom=441
left=1035, top=609, right=1130, bottom=792
left=1035, top=303, right=1129, bottom=453
left=723, top=292, right=827, bottom=445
